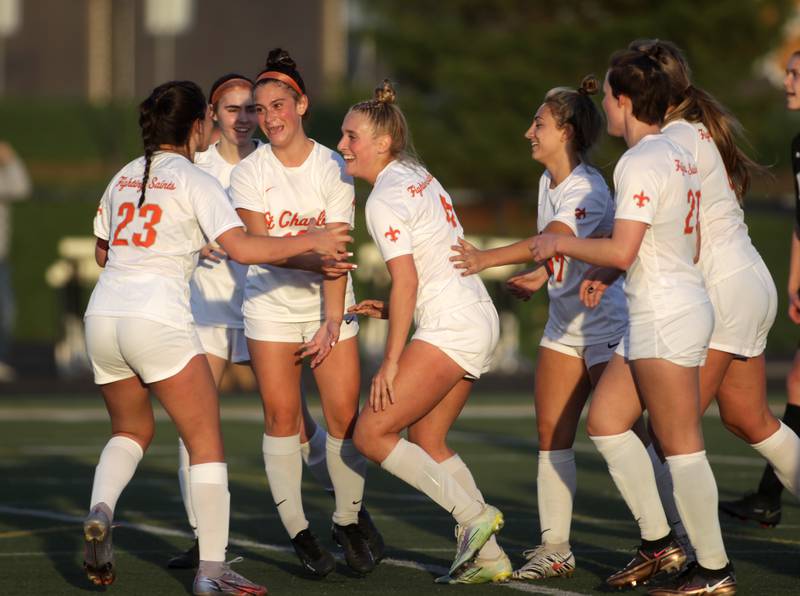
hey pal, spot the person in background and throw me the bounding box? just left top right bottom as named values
left=0, top=141, right=31, bottom=382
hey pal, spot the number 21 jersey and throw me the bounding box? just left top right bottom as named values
left=613, top=134, right=709, bottom=324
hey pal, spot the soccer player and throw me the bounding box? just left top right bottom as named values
left=340, top=79, right=506, bottom=583
left=719, top=49, right=800, bottom=526
left=531, top=47, right=735, bottom=594
left=82, top=80, right=348, bottom=594
left=449, top=76, right=627, bottom=580
left=167, top=72, right=338, bottom=570
left=230, top=48, right=382, bottom=577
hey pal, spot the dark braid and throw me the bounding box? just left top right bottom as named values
left=137, top=81, right=207, bottom=206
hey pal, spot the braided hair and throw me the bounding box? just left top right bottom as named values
left=137, top=81, right=207, bottom=206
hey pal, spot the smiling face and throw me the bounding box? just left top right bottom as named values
left=254, top=82, right=308, bottom=147
left=602, top=73, right=625, bottom=138
left=212, top=86, right=257, bottom=148
left=337, top=111, right=390, bottom=184
left=785, top=54, right=800, bottom=111
left=524, top=103, right=569, bottom=165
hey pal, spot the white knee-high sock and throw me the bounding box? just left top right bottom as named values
left=441, top=453, right=503, bottom=559
left=666, top=451, right=728, bottom=570
left=646, top=444, right=687, bottom=542
left=190, top=462, right=229, bottom=563
left=591, top=431, right=670, bottom=541
left=89, top=435, right=144, bottom=516
left=380, top=439, right=482, bottom=524
left=536, top=449, right=576, bottom=549
left=301, top=425, right=334, bottom=493
left=327, top=435, right=367, bottom=526
left=178, top=438, right=198, bottom=538
left=751, top=421, right=800, bottom=497
left=262, top=434, right=308, bottom=538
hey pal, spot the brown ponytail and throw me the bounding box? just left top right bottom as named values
left=543, top=74, right=603, bottom=162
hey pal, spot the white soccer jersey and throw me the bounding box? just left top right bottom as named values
left=365, top=160, right=491, bottom=326
left=86, top=152, right=243, bottom=329
left=189, top=141, right=261, bottom=328
left=537, top=164, right=627, bottom=345
left=662, top=119, right=762, bottom=287
left=613, top=134, right=709, bottom=324
left=229, top=141, right=356, bottom=322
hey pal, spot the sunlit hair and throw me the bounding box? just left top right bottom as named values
left=607, top=46, right=671, bottom=125
left=543, top=75, right=603, bottom=162
left=627, top=39, right=763, bottom=202
left=138, top=81, right=206, bottom=207
left=347, top=79, right=420, bottom=164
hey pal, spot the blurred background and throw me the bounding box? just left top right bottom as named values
left=1, top=0, right=799, bottom=390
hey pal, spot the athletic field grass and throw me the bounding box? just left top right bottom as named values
left=1, top=391, right=797, bottom=595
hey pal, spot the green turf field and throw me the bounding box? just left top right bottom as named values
left=0, top=392, right=797, bottom=595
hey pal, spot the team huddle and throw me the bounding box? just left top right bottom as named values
left=79, top=41, right=800, bottom=596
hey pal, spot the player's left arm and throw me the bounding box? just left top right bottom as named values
left=532, top=219, right=646, bottom=270
left=371, top=254, right=417, bottom=412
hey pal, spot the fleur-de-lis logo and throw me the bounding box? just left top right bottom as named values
left=440, top=194, right=457, bottom=228
left=633, top=191, right=650, bottom=208
left=384, top=226, right=400, bottom=242
left=575, top=207, right=586, bottom=220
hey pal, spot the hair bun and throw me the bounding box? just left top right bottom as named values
left=374, top=79, right=397, bottom=104
left=266, top=48, right=296, bottom=71
left=579, top=74, right=599, bottom=96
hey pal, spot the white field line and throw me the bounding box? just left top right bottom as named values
left=1, top=401, right=778, bottom=423
left=0, top=505, right=587, bottom=596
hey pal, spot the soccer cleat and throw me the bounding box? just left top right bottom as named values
left=606, top=537, right=686, bottom=588
left=290, top=528, right=336, bottom=577
left=332, top=522, right=375, bottom=574
left=358, top=506, right=386, bottom=562
left=83, top=504, right=115, bottom=586
left=512, top=544, right=576, bottom=580
left=449, top=505, right=505, bottom=575
left=168, top=538, right=200, bottom=569
left=647, top=561, right=736, bottom=595
left=193, top=563, right=268, bottom=595
left=435, top=551, right=512, bottom=584
left=719, top=493, right=781, bottom=527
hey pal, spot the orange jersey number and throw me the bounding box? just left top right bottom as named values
left=683, top=189, right=701, bottom=235
left=111, top=202, right=164, bottom=247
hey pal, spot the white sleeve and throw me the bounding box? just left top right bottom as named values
left=92, top=181, right=114, bottom=240
left=229, top=158, right=266, bottom=213
left=365, top=195, right=413, bottom=262
left=322, top=152, right=355, bottom=226
left=189, top=171, right=243, bottom=241
left=550, top=181, right=612, bottom=238
left=614, top=153, right=662, bottom=225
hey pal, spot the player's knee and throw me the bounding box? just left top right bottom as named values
left=787, top=364, right=800, bottom=402
left=264, top=409, right=301, bottom=436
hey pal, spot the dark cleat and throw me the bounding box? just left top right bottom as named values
left=719, top=493, right=781, bottom=527
left=606, top=535, right=686, bottom=589
left=168, top=538, right=200, bottom=569
left=332, top=522, right=375, bottom=575
left=291, top=528, right=336, bottom=577
left=358, top=507, right=385, bottom=562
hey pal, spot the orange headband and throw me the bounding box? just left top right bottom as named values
left=256, top=70, right=304, bottom=96
left=210, top=78, right=254, bottom=105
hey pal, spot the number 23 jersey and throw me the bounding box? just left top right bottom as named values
left=613, top=134, right=709, bottom=324
left=86, top=152, right=243, bottom=329
left=365, top=160, right=491, bottom=326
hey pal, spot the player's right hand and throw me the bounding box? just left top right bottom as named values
left=506, top=267, right=548, bottom=301
left=307, top=220, right=352, bottom=258
left=348, top=299, right=388, bottom=319
left=449, top=238, right=485, bottom=276
left=199, top=242, right=226, bottom=263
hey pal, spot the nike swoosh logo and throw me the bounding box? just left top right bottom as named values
left=607, top=342, right=620, bottom=349
left=704, top=577, right=731, bottom=593
left=352, top=500, right=362, bottom=506
left=275, top=499, right=287, bottom=507
left=265, top=186, right=275, bottom=193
